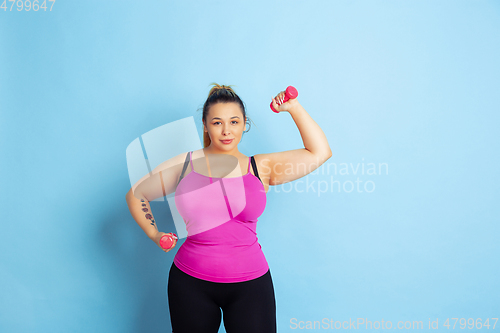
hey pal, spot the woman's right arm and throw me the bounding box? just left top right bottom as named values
left=125, top=152, right=186, bottom=249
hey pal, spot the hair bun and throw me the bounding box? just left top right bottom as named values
left=208, top=83, right=236, bottom=97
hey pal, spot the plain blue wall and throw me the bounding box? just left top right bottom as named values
left=1, top=0, right=499, bottom=332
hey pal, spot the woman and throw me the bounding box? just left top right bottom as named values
left=125, top=83, right=332, bottom=332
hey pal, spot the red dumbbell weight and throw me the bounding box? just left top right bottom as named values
left=160, top=233, right=178, bottom=249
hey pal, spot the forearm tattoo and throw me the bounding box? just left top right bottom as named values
left=141, top=199, right=158, bottom=230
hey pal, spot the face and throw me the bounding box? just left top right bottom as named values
left=203, top=102, right=246, bottom=152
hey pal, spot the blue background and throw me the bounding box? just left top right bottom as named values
left=1, top=0, right=499, bottom=332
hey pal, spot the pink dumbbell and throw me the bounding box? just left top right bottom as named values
left=270, top=86, right=299, bottom=113
left=160, top=233, right=178, bottom=249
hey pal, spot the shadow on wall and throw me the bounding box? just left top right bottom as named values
left=99, top=194, right=182, bottom=332
left=99, top=116, right=203, bottom=331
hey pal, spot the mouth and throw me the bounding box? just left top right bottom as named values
left=220, top=139, right=234, bottom=144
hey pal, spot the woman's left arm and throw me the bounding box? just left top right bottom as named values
left=255, top=95, right=332, bottom=186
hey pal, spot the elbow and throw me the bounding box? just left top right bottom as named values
left=326, top=143, right=333, bottom=158
left=125, top=188, right=137, bottom=201
left=324, top=152, right=332, bottom=164
left=320, top=148, right=333, bottom=161
left=319, top=150, right=332, bottom=165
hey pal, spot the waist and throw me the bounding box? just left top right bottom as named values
left=173, top=239, right=269, bottom=283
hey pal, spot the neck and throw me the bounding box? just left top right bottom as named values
left=204, top=144, right=240, bottom=156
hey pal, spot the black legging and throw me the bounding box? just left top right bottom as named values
left=167, top=262, right=277, bottom=333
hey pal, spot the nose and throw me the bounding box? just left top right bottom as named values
left=222, top=125, right=231, bottom=136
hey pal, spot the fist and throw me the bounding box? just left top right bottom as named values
left=271, top=90, right=298, bottom=113
left=154, top=232, right=178, bottom=252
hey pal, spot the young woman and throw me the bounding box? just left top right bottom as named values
left=125, top=83, right=332, bottom=333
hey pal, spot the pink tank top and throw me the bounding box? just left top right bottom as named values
left=173, top=151, right=269, bottom=283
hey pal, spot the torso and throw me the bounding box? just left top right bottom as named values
left=174, top=149, right=270, bottom=283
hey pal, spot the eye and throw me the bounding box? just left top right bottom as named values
left=213, top=121, right=239, bottom=125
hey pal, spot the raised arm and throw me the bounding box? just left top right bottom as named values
left=255, top=94, right=332, bottom=186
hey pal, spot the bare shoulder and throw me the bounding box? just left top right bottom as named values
left=151, top=151, right=190, bottom=175
left=127, top=151, right=191, bottom=201
left=253, top=150, right=308, bottom=176
left=252, top=153, right=273, bottom=178
left=253, top=149, right=331, bottom=186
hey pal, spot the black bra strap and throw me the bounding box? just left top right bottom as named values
left=250, top=156, right=262, bottom=184
left=177, top=152, right=191, bottom=186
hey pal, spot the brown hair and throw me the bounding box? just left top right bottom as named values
left=200, top=83, right=252, bottom=148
